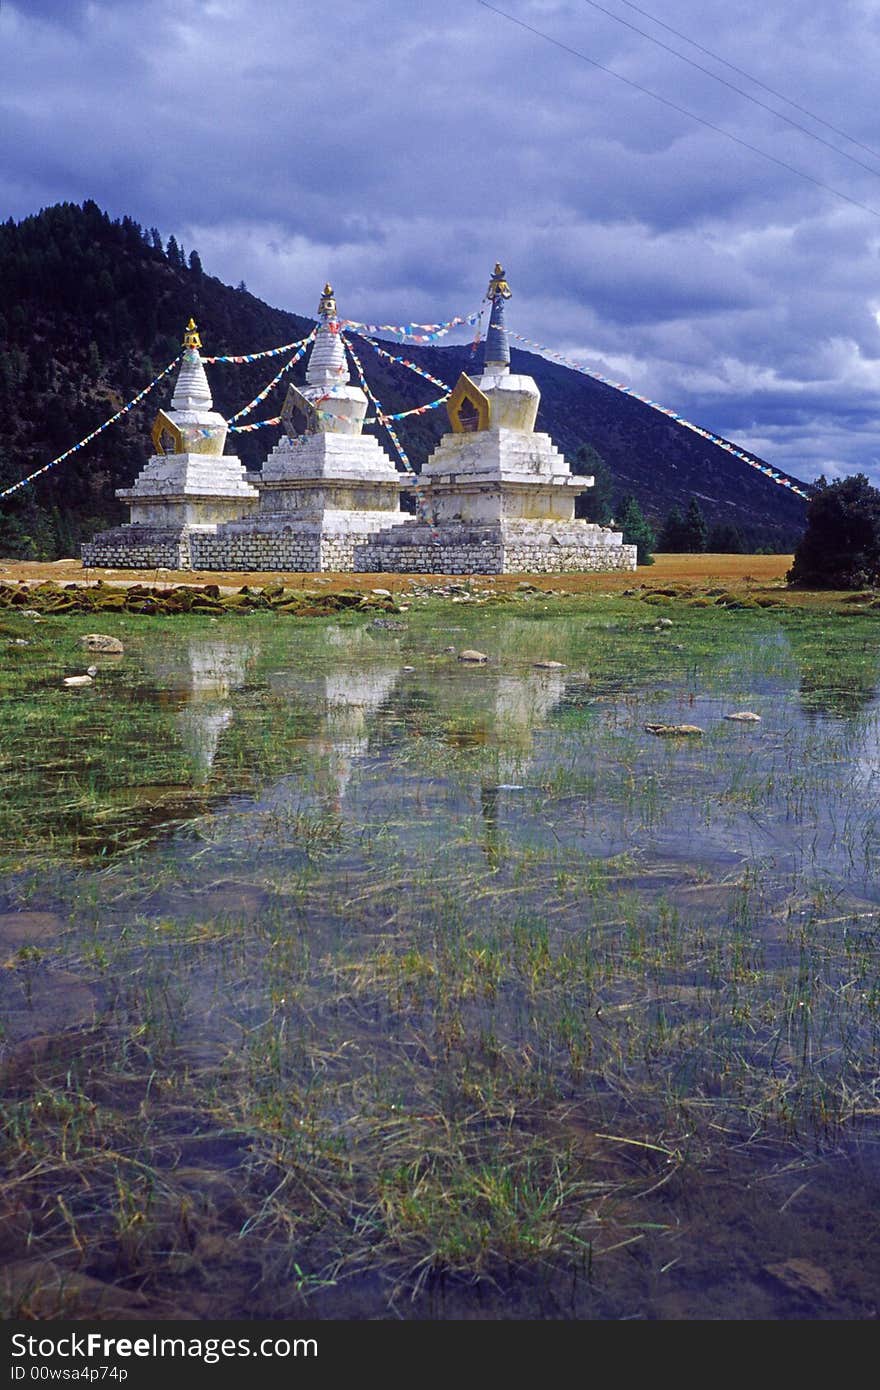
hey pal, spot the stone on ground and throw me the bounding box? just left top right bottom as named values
left=644, top=723, right=703, bottom=737
left=80, top=633, right=124, bottom=654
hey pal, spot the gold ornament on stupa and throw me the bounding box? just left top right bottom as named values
left=182, top=318, right=202, bottom=350
left=486, top=263, right=512, bottom=301
left=318, top=283, right=338, bottom=320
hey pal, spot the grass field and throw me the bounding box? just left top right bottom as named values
left=2, top=551, right=793, bottom=593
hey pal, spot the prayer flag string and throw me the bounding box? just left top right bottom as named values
left=340, top=332, right=412, bottom=472
left=227, top=329, right=316, bottom=424
left=228, top=416, right=282, bottom=433
left=507, top=330, right=810, bottom=502
left=363, top=393, right=449, bottom=424
left=349, top=330, right=453, bottom=393
left=0, top=357, right=182, bottom=501
left=203, top=310, right=480, bottom=362
left=203, top=335, right=312, bottom=364
left=339, top=310, right=481, bottom=343
left=340, top=333, right=436, bottom=521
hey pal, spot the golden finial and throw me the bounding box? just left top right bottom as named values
left=182, top=318, right=202, bottom=350
left=486, top=262, right=512, bottom=301
left=318, top=283, right=338, bottom=320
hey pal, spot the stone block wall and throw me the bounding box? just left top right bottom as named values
left=354, top=539, right=505, bottom=573
left=353, top=538, right=637, bottom=574
left=81, top=526, right=192, bottom=570
left=187, top=532, right=365, bottom=572
left=189, top=533, right=323, bottom=572
left=82, top=523, right=637, bottom=575
left=501, top=542, right=637, bottom=573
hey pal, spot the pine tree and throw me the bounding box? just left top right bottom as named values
left=166, top=235, right=182, bottom=268
left=681, top=497, right=709, bottom=552
left=618, top=494, right=655, bottom=565
left=572, top=444, right=613, bottom=524
left=188, top=249, right=203, bottom=279
left=657, top=506, right=688, bottom=552
left=707, top=522, right=744, bottom=553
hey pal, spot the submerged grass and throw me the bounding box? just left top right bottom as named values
left=1, top=592, right=880, bottom=1317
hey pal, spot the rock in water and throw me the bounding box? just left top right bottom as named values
left=724, top=711, right=762, bottom=722
left=644, top=723, right=703, bottom=737
left=764, top=1259, right=834, bottom=1302
left=458, top=649, right=488, bottom=663
left=80, top=633, right=124, bottom=654
left=63, top=665, right=98, bottom=688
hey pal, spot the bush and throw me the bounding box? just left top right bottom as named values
left=788, top=474, right=880, bottom=588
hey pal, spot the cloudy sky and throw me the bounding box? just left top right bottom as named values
left=3, top=0, right=880, bottom=484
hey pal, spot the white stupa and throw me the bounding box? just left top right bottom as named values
left=82, top=320, right=258, bottom=569
left=197, top=284, right=408, bottom=571
left=357, top=264, right=637, bottom=573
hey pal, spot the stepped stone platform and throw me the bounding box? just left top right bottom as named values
left=355, top=520, right=636, bottom=574
left=190, top=430, right=407, bottom=572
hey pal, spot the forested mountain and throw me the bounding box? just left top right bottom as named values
left=0, top=201, right=808, bottom=557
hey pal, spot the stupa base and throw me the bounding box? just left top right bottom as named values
left=353, top=520, right=637, bottom=574
left=81, top=524, right=200, bottom=571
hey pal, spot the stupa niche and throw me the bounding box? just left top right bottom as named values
left=82, top=320, right=258, bottom=569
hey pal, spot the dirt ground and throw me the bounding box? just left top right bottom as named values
left=0, top=553, right=793, bottom=594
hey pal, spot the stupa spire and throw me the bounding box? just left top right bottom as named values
left=171, top=318, right=213, bottom=411
left=317, top=283, right=337, bottom=320
left=306, top=281, right=350, bottom=387
left=483, top=262, right=512, bottom=374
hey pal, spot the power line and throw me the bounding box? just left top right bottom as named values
left=578, top=0, right=880, bottom=181
left=476, top=1, right=880, bottom=220
left=615, top=0, right=880, bottom=164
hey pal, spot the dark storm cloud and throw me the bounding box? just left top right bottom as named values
left=2, top=0, right=880, bottom=482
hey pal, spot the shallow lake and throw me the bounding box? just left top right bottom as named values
left=1, top=596, right=879, bottom=1318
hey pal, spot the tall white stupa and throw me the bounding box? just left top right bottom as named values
left=357, top=264, right=637, bottom=573
left=194, top=284, right=408, bottom=571
left=82, top=320, right=258, bottom=569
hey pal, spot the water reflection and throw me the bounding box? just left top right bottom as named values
left=268, top=630, right=401, bottom=805
left=144, top=639, right=256, bottom=782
